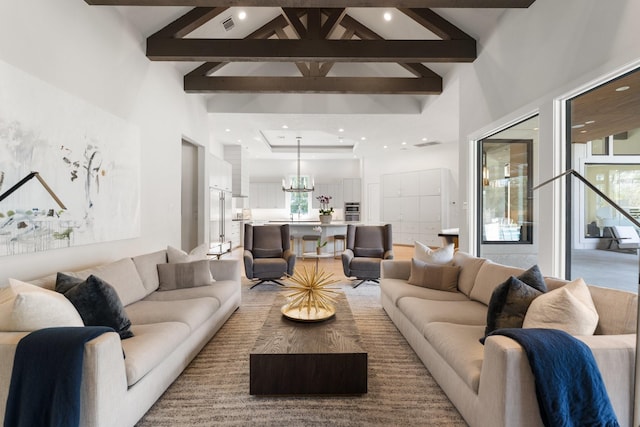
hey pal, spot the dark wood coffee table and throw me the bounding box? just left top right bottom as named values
left=250, top=291, right=367, bottom=395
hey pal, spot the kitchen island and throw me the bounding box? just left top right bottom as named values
left=258, top=220, right=357, bottom=256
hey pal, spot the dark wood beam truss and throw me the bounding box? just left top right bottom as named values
left=147, top=6, right=479, bottom=94
left=86, top=0, right=536, bottom=7
left=129, top=1, right=544, bottom=94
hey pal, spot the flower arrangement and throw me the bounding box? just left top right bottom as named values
left=316, top=194, right=334, bottom=216
left=312, top=225, right=328, bottom=249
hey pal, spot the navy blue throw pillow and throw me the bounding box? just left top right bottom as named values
left=55, top=272, right=133, bottom=339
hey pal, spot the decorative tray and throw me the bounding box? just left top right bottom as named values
left=281, top=303, right=336, bottom=323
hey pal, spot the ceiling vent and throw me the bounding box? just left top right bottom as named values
left=414, top=141, right=441, bottom=148
left=222, top=17, right=235, bottom=32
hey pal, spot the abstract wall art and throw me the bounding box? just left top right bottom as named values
left=0, top=59, right=140, bottom=256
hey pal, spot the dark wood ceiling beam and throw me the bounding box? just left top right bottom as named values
left=399, top=8, right=472, bottom=40
left=281, top=8, right=307, bottom=38
left=318, top=27, right=354, bottom=77
left=149, top=7, right=228, bottom=39
left=146, top=38, right=477, bottom=62
left=184, top=15, right=292, bottom=78
left=184, top=75, right=443, bottom=94
left=320, top=8, right=347, bottom=39
left=86, top=0, right=536, bottom=8
left=339, top=14, right=443, bottom=78
left=273, top=26, right=310, bottom=77
left=306, top=9, right=322, bottom=40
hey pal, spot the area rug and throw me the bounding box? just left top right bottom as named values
left=135, top=280, right=467, bottom=426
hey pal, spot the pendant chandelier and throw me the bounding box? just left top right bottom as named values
left=282, top=136, right=314, bottom=193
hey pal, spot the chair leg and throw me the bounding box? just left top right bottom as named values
left=250, top=279, right=286, bottom=289
left=352, top=278, right=379, bottom=288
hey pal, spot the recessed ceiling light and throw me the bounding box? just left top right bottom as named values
left=360, top=136, right=366, bottom=141
left=616, top=86, right=630, bottom=92
left=225, top=128, right=231, bottom=132
left=338, top=128, right=344, bottom=133
left=383, top=12, right=392, bottom=21
left=383, top=145, right=388, bottom=149
left=572, top=124, right=585, bottom=129
left=237, top=139, right=242, bottom=143
left=422, top=137, right=428, bottom=142
left=580, top=130, right=587, bottom=134
left=282, top=124, right=288, bottom=129
left=585, top=120, right=596, bottom=124
left=533, top=127, right=539, bottom=131
left=401, top=141, right=407, bottom=145
left=238, top=10, right=247, bottom=20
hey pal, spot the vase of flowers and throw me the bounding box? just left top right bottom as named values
left=316, top=194, right=334, bottom=224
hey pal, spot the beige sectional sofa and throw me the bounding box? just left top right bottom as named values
left=381, top=251, right=637, bottom=427
left=0, top=249, right=241, bottom=427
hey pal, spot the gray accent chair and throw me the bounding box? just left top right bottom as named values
left=342, top=224, right=393, bottom=288
left=244, top=223, right=296, bottom=289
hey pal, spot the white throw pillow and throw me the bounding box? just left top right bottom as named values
left=414, top=241, right=454, bottom=265
left=523, top=278, right=599, bottom=335
left=166, top=243, right=213, bottom=281
left=0, top=278, right=84, bottom=332
left=167, top=243, right=209, bottom=263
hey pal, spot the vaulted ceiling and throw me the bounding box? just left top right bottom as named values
left=84, top=1, right=538, bottom=159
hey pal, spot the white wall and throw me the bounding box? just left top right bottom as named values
left=0, top=0, right=209, bottom=284
left=455, top=0, right=640, bottom=274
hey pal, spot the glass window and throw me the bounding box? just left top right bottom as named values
left=479, top=119, right=535, bottom=244
left=612, top=128, right=640, bottom=155
left=584, top=164, right=640, bottom=235
left=590, top=137, right=608, bottom=155
left=288, top=176, right=311, bottom=216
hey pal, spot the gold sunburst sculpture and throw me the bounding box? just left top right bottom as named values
left=282, top=266, right=340, bottom=321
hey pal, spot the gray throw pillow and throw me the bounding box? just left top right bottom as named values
left=407, top=258, right=460, bottom=292
left=157, top=259, right=213, bottom=291
left=55, top=272, right=133, bottom=339
left=481, top=275, right=543, bottom=344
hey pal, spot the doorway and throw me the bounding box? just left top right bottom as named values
left=181, top=140, right=198, bottom=251
left=566, top=68, right=640, bottom=293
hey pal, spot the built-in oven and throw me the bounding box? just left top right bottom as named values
left=345, top=202, right=360, bottom=222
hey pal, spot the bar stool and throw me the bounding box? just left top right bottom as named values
left=333, top=234, right=346, bottom=258
left=301, top=235, right=318, bottom=259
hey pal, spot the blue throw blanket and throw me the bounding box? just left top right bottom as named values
left=489, top=328, right=619, bottom=427
left=4, top=326, right=114, bottom=427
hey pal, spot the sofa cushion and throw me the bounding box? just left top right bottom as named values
left=56, top=273, right=134, bottom=339
left=124, top=297, right=219, bottom=332
left=524, top=278, right=599, bottom=335
left=483, top=276, right=543, bottom=341
left=157, top=260, right=213, bottom=291
left=144, top=280, right=238, bottom=308
left=452, top=252, right=487, bottom=297
left=121, top=321, right=191, bottom=386
left=132, top=250, right=167, bottom=294
left=423, top=322, right=485, bottom=392
left=469, top=261, right=525, bottom=306
left=397, top=297, right=487, bottom=336
left=381, top=278, right=469, bottom=307
left=69, top=258, right=147, bottom=307
left=407, top=258, right=460, bottom=292
left=414, top=241, right=454, bottom=264
left=0, top=279, right=83, bottom=331
left=588, top=285, right=637, bottom=335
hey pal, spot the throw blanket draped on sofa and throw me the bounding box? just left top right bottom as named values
left=4, top=326, right=114, bottom=427
left=489, top=328, right=619, bottom=427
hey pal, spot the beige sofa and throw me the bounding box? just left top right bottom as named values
left=381, top=251, right=637, bottom=427
left=0, top=249, right=241, bottom=427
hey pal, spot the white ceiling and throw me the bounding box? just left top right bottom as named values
left=114, top=6, right=510, bottom=159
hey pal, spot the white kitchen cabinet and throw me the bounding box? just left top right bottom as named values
left=312, top=183, right=343, bottom=209
left=230, top=221, right=241, bottom=248
left=382, top=168, right=450, bottom=246
left=343, top=178, right=361, bottom=203
left=223, top=145, right=249, bottom=197
left=209, top=155, right=232, bottom=192
left=250, top=182, right=285, bottom=208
